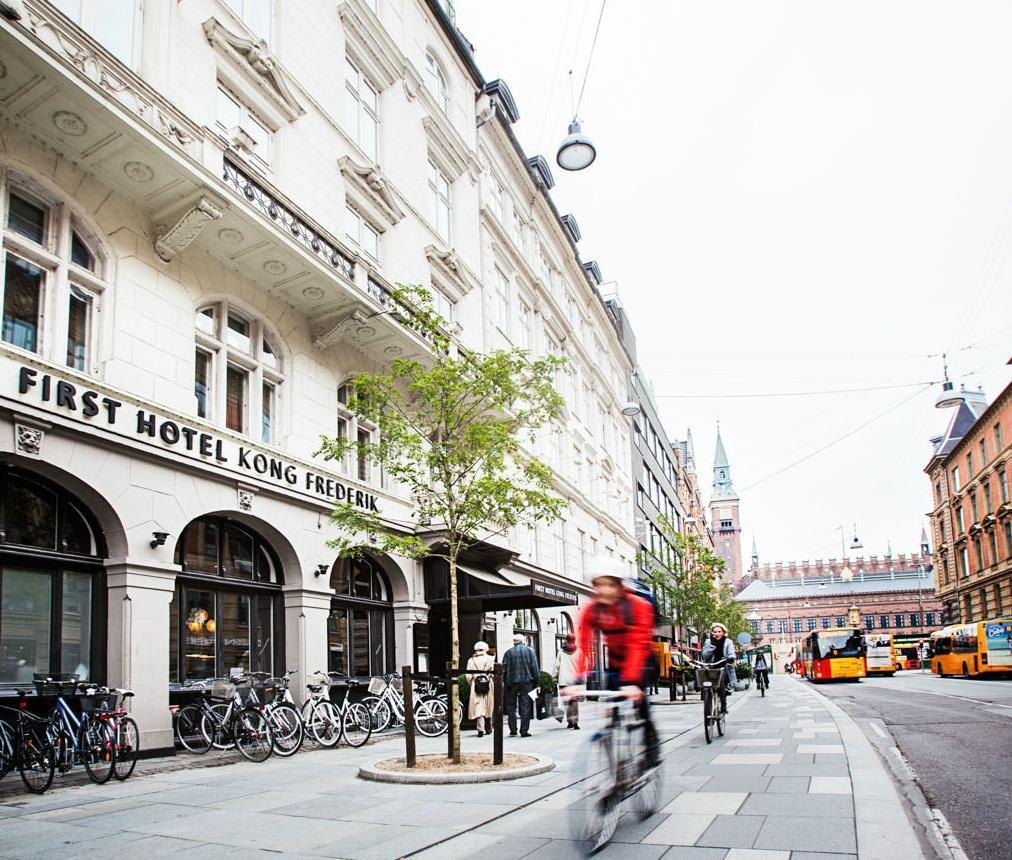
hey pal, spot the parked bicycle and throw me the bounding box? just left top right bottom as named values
left=174, top=677, right=273, bottom=762
left=249, top=671, right=305, bottom=757
left=32, top=676, right=116, bottom=784
left=690, top=657, right=731, bottom=744
left=569, top=691, right=663, bottom=854
left=0, top=698, right=57, bottom=794
left=362, top=673, right=448, bottom=737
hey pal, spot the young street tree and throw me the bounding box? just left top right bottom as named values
left=317, top=286, right=567, bottom=764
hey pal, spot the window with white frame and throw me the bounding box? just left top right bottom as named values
left=222, top=0, right=272, bottom=42
left=517, top=300, right=531, bottom=349
left=494, top=267, right=510, bottom=334
left=510, top=204, right=525, bottom=250
left=488, top=174, right=505, bottom=224
left=194, top=301, right=284, bottom=444
left=554, top=519, right=566, bottom=573
left=51, top=0, right=139, bottom=66
left=2, top=177, right=106, bottom=373
left=424, top=51, right=449, bottom=114
left=344, top=58, right=379, bottom=162
left=429, top=284, right=455, bottom=322
left=344, top=206, right=379, bottom=261
left=428, top=160, right=451, bottom=244
left=336, top=381, right=380, bottom=483
left=216, top=85, right=272, bottom=168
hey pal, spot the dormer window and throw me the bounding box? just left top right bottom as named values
left=425, top=52, right=448, bottom=114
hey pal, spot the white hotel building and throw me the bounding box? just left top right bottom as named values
left=0, top=0, right=638, bottom=751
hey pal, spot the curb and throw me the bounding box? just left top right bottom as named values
left=358, top=752, right=555, bottom=784
left=800, top=678, right=925, bottom=860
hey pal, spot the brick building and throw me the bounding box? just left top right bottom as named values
left=925, top=381, right=1012, bottom=623
left=709, top=427, right=743, bottom=586
left=737, top=560, right=943, bottom=653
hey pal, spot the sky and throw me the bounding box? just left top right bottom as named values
left=456, top=0, right=1012, bottom=565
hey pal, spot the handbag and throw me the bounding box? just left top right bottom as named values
left=473, top=674, right=490, bottom=695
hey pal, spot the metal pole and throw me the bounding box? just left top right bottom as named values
left=492, top=663, right=504, bottom=766
left=402, top=664, right=416, bottom=768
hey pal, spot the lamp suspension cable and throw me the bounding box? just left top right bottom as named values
left=572, top=0, right=608, bottom=121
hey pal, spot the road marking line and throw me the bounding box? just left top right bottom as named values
left=887, top=685, right=1012, bottom=710
left=870, top=722, right=888, bottom=740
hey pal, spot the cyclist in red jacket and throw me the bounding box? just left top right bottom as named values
left=564, top=557, right=659, bottom=768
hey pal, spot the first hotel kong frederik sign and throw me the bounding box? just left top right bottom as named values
left=11, top=364, right=381, bottom=512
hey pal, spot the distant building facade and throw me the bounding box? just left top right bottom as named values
left=925, top=382, right=1011, bottom=623
left=709, top=428, right=742, bottom=586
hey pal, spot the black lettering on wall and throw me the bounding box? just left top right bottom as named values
left=102, top=398, right=121, bottom=423
left=55, top=381, right=77, bottom=410
left=215, top=440, right=227, bottom=462
left=253, top=453, right=268, bottom=474
left=199, top=434, right=213, bottom=457
left=41, top=374, right=51, bottom=402
left=160, top=421, right=180, bottom=445
left=284, top=465, right=297, bottom=485
left=237, top=447, right=251, bottom=469
left=269, top=459, right=283, bottom=480
left=81, top=391, right=99, bottom=417
left=137, top=410, right=157, bottom=436
left=18, top=367, right=37, bottom=394
left=181, top=427, right=196, bottom=450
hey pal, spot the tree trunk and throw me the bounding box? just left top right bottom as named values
left=448, top=553, right=461, bottom=764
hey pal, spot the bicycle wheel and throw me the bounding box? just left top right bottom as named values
left=0, top=719, right=14, bottom=781
left=202, top=703, right=235, bottom=750
left=17, top=721, right=56, bottom=794
left=341, top=703, right=372, bottom=748
left=113, top=716, right=139, bottom=780
left=307, top=701, right=341, bottom=748
left=414, top=698, right=447, bottom=737
left=267, top=704, right=304, bottom=757
left=702, top=688, right=713, bottom=744
left=760, top=676, right=766, bottom=697
left=176, top=704, right=210, bottom=754
left=362, top=695, right=393, bottom=732
left=79, top=718, right=116, bottom=784
left=630, top=728, right=663, bottom=820
left=715, top=691, right=726, bottom=738
left=570, top=730, right=620, bottom=854
left=233, top=707, right=273, bottom=762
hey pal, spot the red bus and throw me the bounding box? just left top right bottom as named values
left=801, top=628, right=866, bottom=682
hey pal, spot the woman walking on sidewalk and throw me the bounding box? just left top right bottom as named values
left=466, top=641, right=495, bottom=737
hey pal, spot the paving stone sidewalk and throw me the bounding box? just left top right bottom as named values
left=0, top=676, right=924, bottom=859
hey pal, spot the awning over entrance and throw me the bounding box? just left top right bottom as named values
left=433, top=570, right=580, bottom=611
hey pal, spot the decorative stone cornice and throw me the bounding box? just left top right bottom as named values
left=425, top=244, right=476, bottom=301
left=338, top=156, right=405, bottom=227
left=423, top=115, right=479, bottom=183
left=338, top=0, right=403, bottom=90
left=203, top=17, right=304, bottom=126
left=155, top=196, right=223, bottom=262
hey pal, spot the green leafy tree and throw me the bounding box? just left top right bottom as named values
left=641, top=518, right=726, bottom=644
left=713, top=582, right=751, bottom=643
left=316, top=285, right=567, bottom=764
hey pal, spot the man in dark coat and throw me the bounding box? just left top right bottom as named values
left=501, top=632, right=540, bottom=737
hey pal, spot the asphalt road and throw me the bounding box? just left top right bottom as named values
left=816, top=670, right=1012, bottom=860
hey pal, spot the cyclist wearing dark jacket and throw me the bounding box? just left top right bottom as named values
left=701, top=622, right=738, bottom=690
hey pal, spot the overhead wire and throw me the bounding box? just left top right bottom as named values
left=572, top=0, right=608, bottom=120
left=653, top=381, right=937, bottom=399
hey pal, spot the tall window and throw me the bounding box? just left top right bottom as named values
left=194, top=301, right=284, bottom=443
left=345, top=58, right=379, bottom=161
left=488, top=174, right=505, bottom=223
left=864, top=616, right=874, bottom=630
left=995, top=422, right=1004, bottom=452
left=216, top=85, right=272, bottom=168
left=0, top=468, right=105, bottom=683
left=513, top=609, right=540, bottom=661
left=170, top=515, right=283, bottom=683
left=999, top=469, right=1008, bottom=504
left=952, top=466, right=960, bottom=493
left=51, top=0, right=139, bottom=66
left=429, top=284, right=455, bottom=322
left=223, top=0, right=272, bottom=42
left=344, top=206, right=379, bottom=261
left=970, top=492, right=979, bottom=522
left=956, top=505, right=964, bottom=534
left=555, top=612, right=573, bottom=655
left=2, top=180, right=105, bottom=372
left=494, top=267, right=510, bottom=334
left=989, top=529, right=999, bottom=567
left=428, top=160, right=451, bottom=244
left=424, top=51, right=448, bottom=114
left=336, top=381, right=379, bottom=484
left=959, top=545, right=969, bottom=578
left=517, top=300, right=531, bottom=349
left=984, top=482, right=992, bottom=514
left=328, top=556, right=392, bottom=677
left=974, top=535, right=984, bottom=570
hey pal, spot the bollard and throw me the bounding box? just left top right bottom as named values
left=669, top=668, right=676, bottom=702
left=402, top=665, right=416, bottom=768
left=493, top=663, right=504, bottom=766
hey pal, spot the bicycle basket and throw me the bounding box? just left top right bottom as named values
left=235, top=682, right=256, bottom=706
left=367, top=677, right=386, bottom=696
left=79, top=692, right=118, bottom=713
left=32, top=673, right=80, bottom=697
left=695, top=667, right=725, bottom=687
left=253, top=683, right=278, bottom=702
left=210, top=681, right=237, bottom=700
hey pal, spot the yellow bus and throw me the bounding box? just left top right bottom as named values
left=863, top=633, right=896, bottom=676
left=931, top=617, right=1012, bottom=678
left=801, top=628, right=866, bottom=682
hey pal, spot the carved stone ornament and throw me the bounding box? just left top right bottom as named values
left=203, top=18, right=305, bottom=125
left=52, top=110, right=87, bottom=136
left=155, top=196, right=223, bottom=262
left=312, top=308, right=370, bottom=350
left=237, top=487, right=255, bottom=512
left=338, top=157, right=405, bottom=226
left=425, top=245, right=475, bottom=300
left=14, top=423, right=43, bottom=456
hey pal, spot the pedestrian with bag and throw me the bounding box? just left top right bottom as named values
left=554, top=633, right=581, bottom=730
left=502, top=632, right=540, bottom=737
left=466, top=640, right=495, bottom=737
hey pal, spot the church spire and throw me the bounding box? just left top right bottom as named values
left=711, top=425, right=738, bottom=501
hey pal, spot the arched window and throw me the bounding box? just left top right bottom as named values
left=424, top=51, right=448, bottom=114
left=170, top=516, right=283, bottom=683
left=514, top=608, right=540, bottom=662
left=2, top=170, right=108, bottom=373
left=0, top=467, right=106, bottom=683
left=555, top=611, right=574, bottom=656
left=194, top=299, right=285, bottom=444
left=328, top=555, right=393, bottom=677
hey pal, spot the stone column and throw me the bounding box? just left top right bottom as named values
left=282, top=587, right=333, bottom=703
left=104, top=559, right=178, bottom=754
left=393, top=602, right=428, bottom=672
